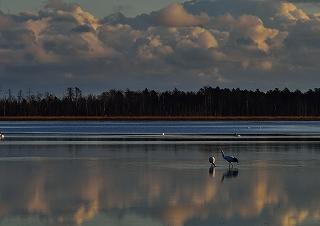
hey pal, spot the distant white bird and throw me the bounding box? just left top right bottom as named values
left=220, top=148, right=238, bottom=168
left=209, top=156, right=216, bottom=167
left=0, top=132, right=4, bottom=140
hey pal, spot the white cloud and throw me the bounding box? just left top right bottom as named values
left=278, top=2, right=310, bottom=22
left=156, top=3, right=209, bottom=27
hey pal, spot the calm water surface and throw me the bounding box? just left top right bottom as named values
left=1, top=120, right=320, bottom=134
left=0, top=121, right=319, bottom=226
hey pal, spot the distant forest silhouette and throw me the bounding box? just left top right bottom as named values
left=1, top=87, right=320, bottom=116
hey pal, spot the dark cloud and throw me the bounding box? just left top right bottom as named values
left=72, top=24, right=95, bottom=33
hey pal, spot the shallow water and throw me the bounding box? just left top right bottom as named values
left=0, top=140, right=319, bottom=226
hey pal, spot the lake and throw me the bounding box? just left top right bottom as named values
left=0, top=121, right=319, bottom=226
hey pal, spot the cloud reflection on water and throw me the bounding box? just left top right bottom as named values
left=0, top=143, right=319, bottom=226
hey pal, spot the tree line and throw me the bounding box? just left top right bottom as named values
left=0, top=87, right=320, bottom=116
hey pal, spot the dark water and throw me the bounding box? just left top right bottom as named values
left=0, top=142, right=319, bottom=226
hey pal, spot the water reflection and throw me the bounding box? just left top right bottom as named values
left=0, top=143, right=319, bottom=226
left=221, top=168, right=239, bottom=183
left=209, top=165, right=215, bottom=177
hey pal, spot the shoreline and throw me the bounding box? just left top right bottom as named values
left=1, top=116, right=320, bottom=121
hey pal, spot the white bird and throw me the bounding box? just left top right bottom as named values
left=220, top=148, right=238, bottom=168
left=0, top=132, right=4, bottom=140
left=209, top=156, right=216, bottom=167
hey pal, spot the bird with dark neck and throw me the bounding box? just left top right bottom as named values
left=220, top=148, right=238, bottom=168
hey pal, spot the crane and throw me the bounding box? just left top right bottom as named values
left=220, top=148, right=238, bottom=168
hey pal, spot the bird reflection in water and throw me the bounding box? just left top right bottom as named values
left=221, top=168, right=239, bottom=183
left=209, top=165, right=216, bottom=178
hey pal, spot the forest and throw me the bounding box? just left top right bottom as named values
left=0, top=87, right=320, bottom=117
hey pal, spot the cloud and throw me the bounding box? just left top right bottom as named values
left=41, top=0, right=100, bottom=31
left=213, top=14, right=281, bottom=52
left=98, top=24, right=141, bottom=52
left=0, top=0, right=320, bottom=91
left=188, top=27, right=218, bottom=49
left=278, top=2, right=310, bottom=21
left=136, top=34, right=173, bottom=61
left=156, top=3, right=209, bottom=27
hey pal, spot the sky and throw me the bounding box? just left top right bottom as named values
left=0, top=0, right=186, bottom=17
left=1, top=0, right=320, bottom=94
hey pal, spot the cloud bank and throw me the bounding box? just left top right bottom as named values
left=1, top=0, right=320, bottom=92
